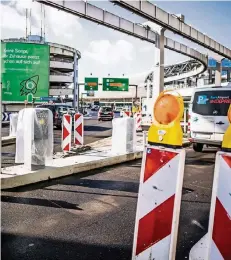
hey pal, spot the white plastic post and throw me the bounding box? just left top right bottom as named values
left=74, top=113, right=84, bottom=146
left=111, top=118, right=136, bottom=154
left=9, top=113, right=18, bottom=137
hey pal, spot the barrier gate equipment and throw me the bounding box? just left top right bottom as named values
left=132, top=91, right=186, bottom=259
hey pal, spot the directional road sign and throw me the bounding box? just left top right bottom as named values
left=103, top=78, right=129, bottom=91
left=84, top=77, right=98, bottom=91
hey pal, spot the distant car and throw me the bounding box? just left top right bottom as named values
left=91, top=105, right=99, bottom=111
left=36, top=104, right=75, bottom=129
left=98, top=106, right=114, bottom=121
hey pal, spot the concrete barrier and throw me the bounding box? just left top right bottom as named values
left=1, top=150, right=143, bottom=190
left=2, top=136, right=16, bottom=146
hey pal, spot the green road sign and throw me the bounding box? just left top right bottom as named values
left=103, top=78, right=129, bottom=91
left=84, top=77, right=98, bottom=91
left=1, top=42, right=50, bottom=102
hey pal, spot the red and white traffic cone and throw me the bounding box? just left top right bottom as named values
left=135, top=112, right=142, bottom=132
left=62, top=114, right=72, bottom=152
left=189, top=152, right=231, bottom=260
left=74, top=113, right=84, bottom=146
left=132, top=146, right=185, bottom=259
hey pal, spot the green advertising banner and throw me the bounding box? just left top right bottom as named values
left=103, top=78, right=129, bottom=91
left=84, top=77, right=98, bottom=91
left=1, top=42, right=50, bottom=102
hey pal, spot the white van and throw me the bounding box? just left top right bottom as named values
left=189, top=85, right=231, bottom=152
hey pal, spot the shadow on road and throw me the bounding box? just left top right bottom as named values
left=1, top=195, right=83, bottom=210
left=1, top=232, right=132, bottom=260
left=84, top=125, right=112, bottom=132
left=186, top=158, right=215, bottom=166
left=59, top=179, right=139, bottom=193
left=44, top=188, right=138, bottom=199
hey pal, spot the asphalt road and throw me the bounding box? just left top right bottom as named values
left=1, top=115, right=115, bottom=168
left=1, top=147, right=217, bottom=260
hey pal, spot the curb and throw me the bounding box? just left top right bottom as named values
left=1, top=150, right=143, bottom=190
left=2, top=136, right=16, bottom=146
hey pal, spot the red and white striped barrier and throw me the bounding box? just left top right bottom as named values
left=74, top=113, right=84, bottom=146
left=134, top=113, right=142, bottom=132
left=62, top=114, right=72, bottom=152
left=133, top=146, right=185, bottom=259
left=123, top=111, right=132, bottom=117
left=189, top=152, right=231, bottom=260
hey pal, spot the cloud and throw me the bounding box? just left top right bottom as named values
left=1, top=0, right=82, bottom=44
left=46, top=6, right=82, bottom=38
left=83, top=39, right=135, bottom=65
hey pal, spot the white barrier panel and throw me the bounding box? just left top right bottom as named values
left=134, top=113, right=142, bottom=132
left=111, top=118, right=136, bottom=154
left=9, top=113, right=18, bottom=137
left=189, top=152, right=231, bottom=260
left=132, top=146, right=185, bottom=260
left=62, top=114, right=72, bottom=152
left=74, top=113, right=84, bottom=145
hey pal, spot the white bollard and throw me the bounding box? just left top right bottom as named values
left=9, top=113, right=18, bottom=137
left=15, top=108, right=53, bottom=170
left=111, top=117, right=136, bottom=154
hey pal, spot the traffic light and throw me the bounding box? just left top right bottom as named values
left=222, top=104, right=231, bottom=152
left=148, top=91, right=184, bottom=148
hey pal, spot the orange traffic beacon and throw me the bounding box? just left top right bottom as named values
left=148, top=91, right=184, bottom=148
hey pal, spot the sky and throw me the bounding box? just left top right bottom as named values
left=1, top=0, right=231, bottom=83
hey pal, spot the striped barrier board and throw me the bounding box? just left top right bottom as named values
left=189, top=152, right=231, bottom=260
left=123, top=111, right=132, bottom=117
left=74, top=113, right=84, bottom=145
left=135, top=113, right=142, bottom=132
left=62, top=114, right=72, bottom=152
left=133, top=146, right=185, bottom=260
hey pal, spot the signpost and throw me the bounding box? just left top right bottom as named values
left=1, top=42, right=50, bottom=102
left=102, top=78, right=129, bottom=91
left=84, top=77, right=98, bottom=91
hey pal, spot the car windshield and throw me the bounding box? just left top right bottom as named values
left=100, top=107, right=112, bottom=112
left=192, top=90, right=231, bottom=116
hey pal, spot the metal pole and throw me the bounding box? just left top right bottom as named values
left=0, top=83, right=2, bottom=172
left=73, top=52, right=78, bottom=110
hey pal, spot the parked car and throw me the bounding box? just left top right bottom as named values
left=36, top=104, right=75, bottom=129
left=98, top=106, right=114, bottom=121
left=189, top=85, right=231, bottom=152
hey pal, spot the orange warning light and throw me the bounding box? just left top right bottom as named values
left=148, top=91, right=184, bottom=148
left=154, top=94, right=180, bottom=125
